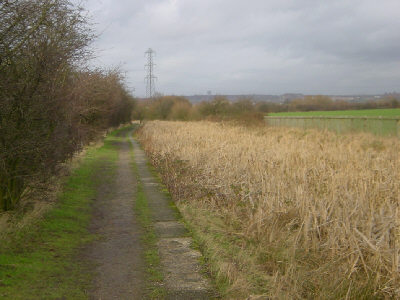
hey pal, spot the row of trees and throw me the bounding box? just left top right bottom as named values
left=135, top=94, right=400, bottom=122
left=133, top=96, right=265, bottom=124
left=133, top=94, right=400, bottom=124
left=284, top=95, right=400, bottom=112
left=0, top=0, right=134, bottom=211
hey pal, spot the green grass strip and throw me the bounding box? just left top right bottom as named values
left=129, top=137, right=166, bottom=299
left=0, top=132, right=119, bottom=299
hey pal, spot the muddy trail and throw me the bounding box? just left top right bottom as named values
left=86, top=128, right=215, bottom=299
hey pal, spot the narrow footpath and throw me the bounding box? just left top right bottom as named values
left=88, top=131, right=146, bottom=299
left=87, top=128, right=215, bottom=299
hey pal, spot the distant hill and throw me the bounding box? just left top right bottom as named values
left=183, top=93, right=390, bottom=104
left=139, top=93, right=394, bottom=104
left=185, top=94, right=304, bottom=103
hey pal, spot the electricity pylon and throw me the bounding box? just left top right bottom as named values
left=145, top=48, right=156, bottom=98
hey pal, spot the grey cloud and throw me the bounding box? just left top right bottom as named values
left=83, top=0, right=400, bottom=96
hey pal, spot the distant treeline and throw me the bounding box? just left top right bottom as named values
left=134, top=94, right=400, bottom=123
left=0, top=0, right=134, bottom=211
left=281, top=95, right=400, bottom=112
left=133, top=96, right=265, bottom=125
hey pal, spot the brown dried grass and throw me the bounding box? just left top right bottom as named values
left=138, top=120, right=400, bottom=299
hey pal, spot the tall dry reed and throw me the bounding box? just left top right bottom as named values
left=138, top=120, right=400, bottom=299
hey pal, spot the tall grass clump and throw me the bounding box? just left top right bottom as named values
left=138, top=120, right=400, bottom=299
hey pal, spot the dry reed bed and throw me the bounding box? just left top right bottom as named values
left=138, top=120, right=400, bottom=298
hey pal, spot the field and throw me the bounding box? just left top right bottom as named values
left=269, top=108, right=400, bottom=117
left=138, top=121, right=400, bottom=299
left=266, top=109, right=400, bottom=137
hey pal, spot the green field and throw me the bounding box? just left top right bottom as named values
left=269, top=108, right=400, bottom=117
left=266, top=109, right=400, bottom=137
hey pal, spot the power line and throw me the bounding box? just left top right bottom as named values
left=145, top=48, right=156, bottom=98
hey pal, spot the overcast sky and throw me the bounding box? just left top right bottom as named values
left=83, top=0, right=400, bottom=97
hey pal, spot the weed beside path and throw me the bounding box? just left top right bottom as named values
left=131, top=153, right=166, bottom=298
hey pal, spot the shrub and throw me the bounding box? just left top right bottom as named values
left=0, top=0, right=135, bottom=211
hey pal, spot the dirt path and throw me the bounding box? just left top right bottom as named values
left=86, top=129, right=215, bottom=299
left=88, top=136, right=146, bottom=299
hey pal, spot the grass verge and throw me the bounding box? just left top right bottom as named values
left=178, top=203, right=270, bottom=299
left=0, top=131, right=119, bottom=299
left=133, top=135, right=221, bottom=298
left=129, top=137, right=166, bottom=299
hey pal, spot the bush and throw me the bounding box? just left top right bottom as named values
left=136, top=96, right=192, bottom=121
left=0, top=0, right=135, bottom=211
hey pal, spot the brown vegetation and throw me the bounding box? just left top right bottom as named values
left=134, top=94, right=400, bottom=124
left=138, top=121, right=400, bottom=299
left=0, top=0, right=134, bottom=211
left=134, top=95, right=264, bottom=125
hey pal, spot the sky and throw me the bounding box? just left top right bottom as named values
left=83, top=0, right=400, bottom=97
